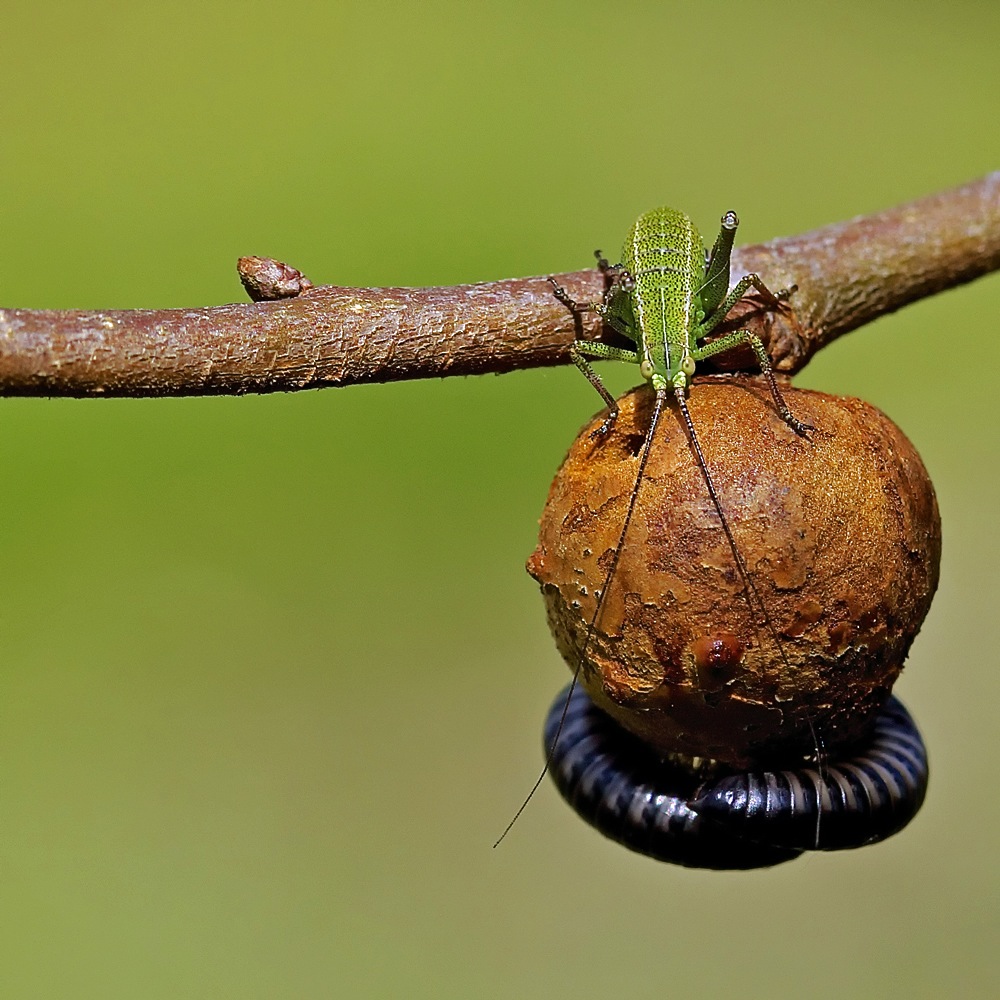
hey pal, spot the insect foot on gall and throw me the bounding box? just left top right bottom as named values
left=526, top=378, right=941, bottom=771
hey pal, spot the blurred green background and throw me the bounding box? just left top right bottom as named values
left=1, top=1, right=997, bottom=996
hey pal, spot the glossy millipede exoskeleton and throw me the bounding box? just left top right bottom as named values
left=544, top=684, right=928, bottom=869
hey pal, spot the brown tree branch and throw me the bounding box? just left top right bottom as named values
left=1, top=174, right=997, bottom=398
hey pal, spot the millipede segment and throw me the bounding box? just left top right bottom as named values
left=544, top=685, right=929, bottom=869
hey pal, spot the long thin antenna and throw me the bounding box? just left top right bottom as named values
left=493, top=389, right=669, bottom=848
left=674, top=387, right=826, bottom=843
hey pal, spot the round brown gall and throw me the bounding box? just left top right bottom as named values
left=526, top=378, right=941, bottom=768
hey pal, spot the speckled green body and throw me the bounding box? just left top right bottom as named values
left=615, top=207, right=711, bottom=391
left=553, top=205, right=805, bottom=436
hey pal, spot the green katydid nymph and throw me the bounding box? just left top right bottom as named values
left=495, top=207, right=815, bottom=848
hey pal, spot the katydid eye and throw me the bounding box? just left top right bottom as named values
left=681, top=357, right=696, bottom=376
left=639, top=359, right=654, bottom=379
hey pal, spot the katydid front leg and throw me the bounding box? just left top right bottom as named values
left=548, top=276, right=639, bottom=438
left=697, top=268, right=810, bottom=436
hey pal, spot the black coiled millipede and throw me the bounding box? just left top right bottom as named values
left=544, top=684, right=929, bottom=870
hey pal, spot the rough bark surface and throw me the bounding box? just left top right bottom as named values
left=1, top=173, right=997, bottom=397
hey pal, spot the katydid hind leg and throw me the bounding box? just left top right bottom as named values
left=701, top=271, right=795, bottom=338
left=692, top=330, right=814, bottom=437
left=742, top=333, right=814, bottom=437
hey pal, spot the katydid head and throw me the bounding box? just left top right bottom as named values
left=640, top=355, right=695, bottom=392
